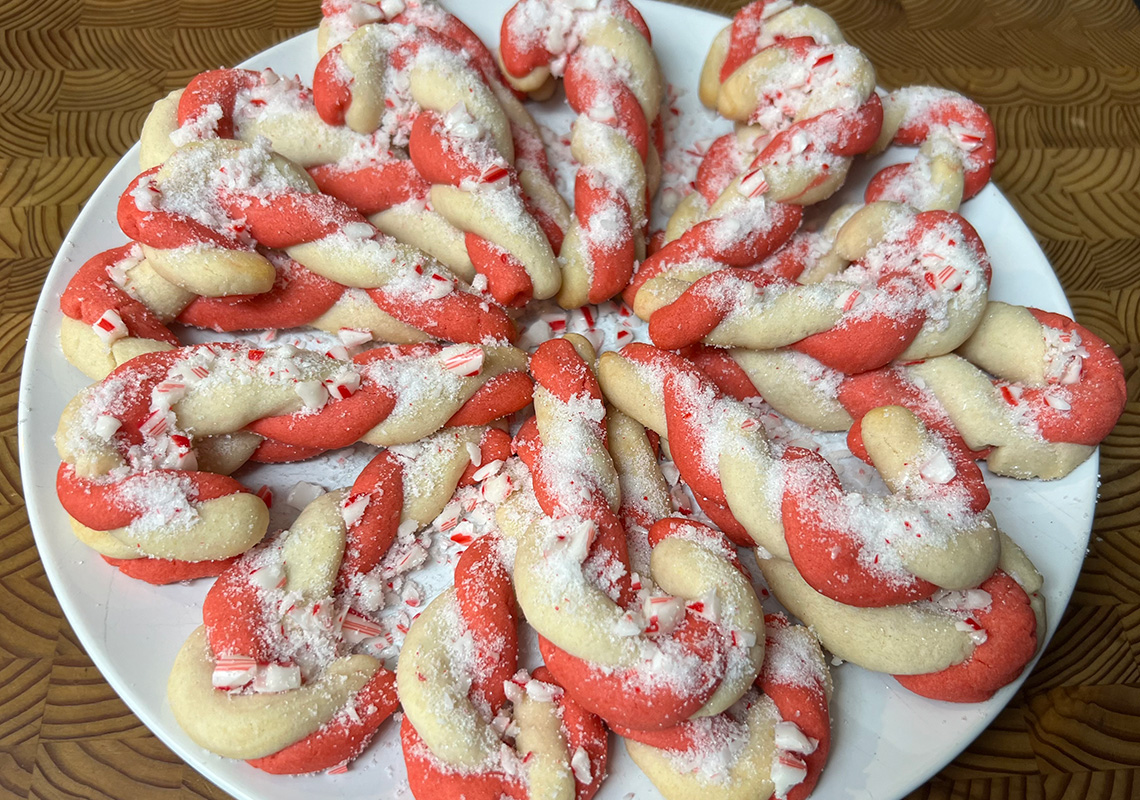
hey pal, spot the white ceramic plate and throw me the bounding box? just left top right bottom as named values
left=19, top=2, right=1096, bottom=799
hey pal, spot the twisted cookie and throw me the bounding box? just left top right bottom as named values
left=621, top=612, right=831, bottom=800
left=168, top=427, right=483, bottom=773
left=318, top=0, right=572, bottom=261
left=727, top=300, right=1126, bottom=481
left=624, top=0, right=883, bottom=315
left=640, top=202, right=992, bottom=374
left=56, top=341, right=529, bottom=582
left=61, top=138, right=517, bottom=380
left=599, top=343, right=1043, bottom=702
left=399, top=533, right=609, bottom=799
left=500, top=336, right=765, bottom=732
left=500, top=0, right=665, bottom=307
left=315, top=20, right=562, bottom=306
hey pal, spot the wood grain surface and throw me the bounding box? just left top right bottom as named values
left=2, top=0, right=1138, bottom=798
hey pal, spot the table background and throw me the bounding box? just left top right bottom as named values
left=2, top=0, right=1138, bottom=798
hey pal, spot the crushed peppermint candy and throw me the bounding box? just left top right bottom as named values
left=341, top=492, right=370, bottom=528
left=286, top=481, right=325, bottom=510
left=295, top=379, right=328, bottom=409
left=439, top=345, right=485, bottom=377
left=92, top=309, right=127, bottom=345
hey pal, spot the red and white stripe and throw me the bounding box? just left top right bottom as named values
left=439, top=345, right=485, bottom=377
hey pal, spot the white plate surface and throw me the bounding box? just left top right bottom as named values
left=19, top=2, right=1096, bottom=799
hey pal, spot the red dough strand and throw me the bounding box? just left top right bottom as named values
left=249, top=668, right=399, bottom=774
left=895, top=572, right=1038, bottom=703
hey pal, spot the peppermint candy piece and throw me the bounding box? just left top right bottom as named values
left=166, top=433, right=198, bottom=470
left=286, top=481, right=325, bottom=510
left=341, top=492, right=369, bottom=529
left=252, top=663, right=302, bottom=693
left=471, top=459, right=504, bottom=482
left=642, top=595, right=686, bottom=635
left=342, top=221, right=375, bottom=240
left=771, top=752, right=809, bottom=799
left=433, top=500, right=463, bottom=533
left=152, top=380, right=187, bottom=411
left=774, top=720, right=818, bottom=755
left=212, top=655, right=257, bottom=690
left=739, top=167, right=770, bottom=199
left=919, top=450, right=956, bottom=485
left=465, top=441, right=483, bottom=468
left=249, top=562, right=286, bottom=592
left=325, top=370, right=362, bottom=400
left=92, top=309, right=127, bottom=345
left=337, top=327, right=373, bottom=347
left=340, top=609, right=384, bottom=644
left=138, top=408, right=169, bottom=438
left=686, top=589, right=722, bottom=625
left=1044, top=390, right=1072, bottom=411
left=295, top=379, right=327, bottom=410
left=439, top=345, right=484, bottom=377
left=93, top=415, right=121, bottom=440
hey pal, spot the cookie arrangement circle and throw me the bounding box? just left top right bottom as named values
left=34, top=0, right=1127, bottom=798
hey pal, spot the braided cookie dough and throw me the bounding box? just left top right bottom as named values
left=314, top=19, right=563, bottom=306
left=697, top=1, right=882, bottom=205
left=624, top=0, right=883, bottom=316
left=135, top=139, right=511, bottom=322
left=319, top=0, right=572, bottom=258
left=598, top=343, right=1043, bottom=701
left=866, top=86, right=997, bottom=211
left=499, top=336, right=766, bottom=733
left=620, top=614, right=831, bottom=800
left=727, top=300, right=1126, bottom=481
left=640, top=203, right=991, bottom=373
left=169, top=427, right=484, bottom=772
left=143, top=65, right=483, bottom=279
left=145, top=5, right=573, bottom=284
left=56, top=341, right=529, bottom=582
left=399, top=533, right=609, bottom=800
left=63, top=138, right=519, bottom=380
left=500, top=0, right=666, bottom=309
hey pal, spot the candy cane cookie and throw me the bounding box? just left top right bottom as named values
left=54, top=343, right=323, bottom=584
left=59, top=243, right=181, bottom=380
left=168, top=427, right=481, bottom=773
left=866, top=86, right=997, bottom=212
left=318, top=0, right=573, bottom=254
left=839, top=301, right=1127, bottom=480
left=315, top=22, right=562, bottom=307
left=399, top=533, right=609, bottom=800
left=639, top=202, right=992, bottom=374
left=759, top=531, right=1044, bottom=703
left=114, top=138, right=516, bottom=351
left=599, top=344, right=1045, bottom=700
left=624, top=0, right=883, bottom=316
left=731, top=406, right=1043, bottom=701
left=597, top=343, right=762, bottom=547
left=59, top=242, right=402, bottom=381
left=246, top=341, right=531, bottom=458
left=55, top=341, right=529, bottom=582
left=728, top=300, right=1125, bottom=478
left=500, top=336, right=764, bottom=731
left=600, top=345, right=1006, bottom=601
left=141, top=67, right=479, bottom=280
left=694, top=0, right=881, bottom=206
left=500, top=0, right=666, bottom=308
left=620, top=614, right=831, bottom=800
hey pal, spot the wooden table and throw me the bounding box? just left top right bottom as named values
left=2, top=0, right=1138, bottom=798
